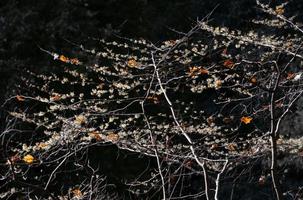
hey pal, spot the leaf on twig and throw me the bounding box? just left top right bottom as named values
left=59, top=55, right=69, bottom=63
left=16, top=95, right=25, bottom=102
left=241, top=116, right=253, bottom=124
left=23, top=154, right=35, bottom=164
left=57, top=54, right=81, bottom=65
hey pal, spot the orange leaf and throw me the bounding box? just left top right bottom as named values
left=223, top=59, right=235, bottom=68
left=23, top=154, right=35, bottom=164
left=241, top=116, right=253, bottom=124
left=59, top=55, right=69, bottom=63
left=16, top=95, right=25, bottom=102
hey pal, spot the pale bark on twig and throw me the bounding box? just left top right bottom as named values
left=215, top=160, right=228, bottom=200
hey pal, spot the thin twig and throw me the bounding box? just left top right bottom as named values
left=44, top=153, right=70, bottom=190
left=215, top=160, right=229, bottom=200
